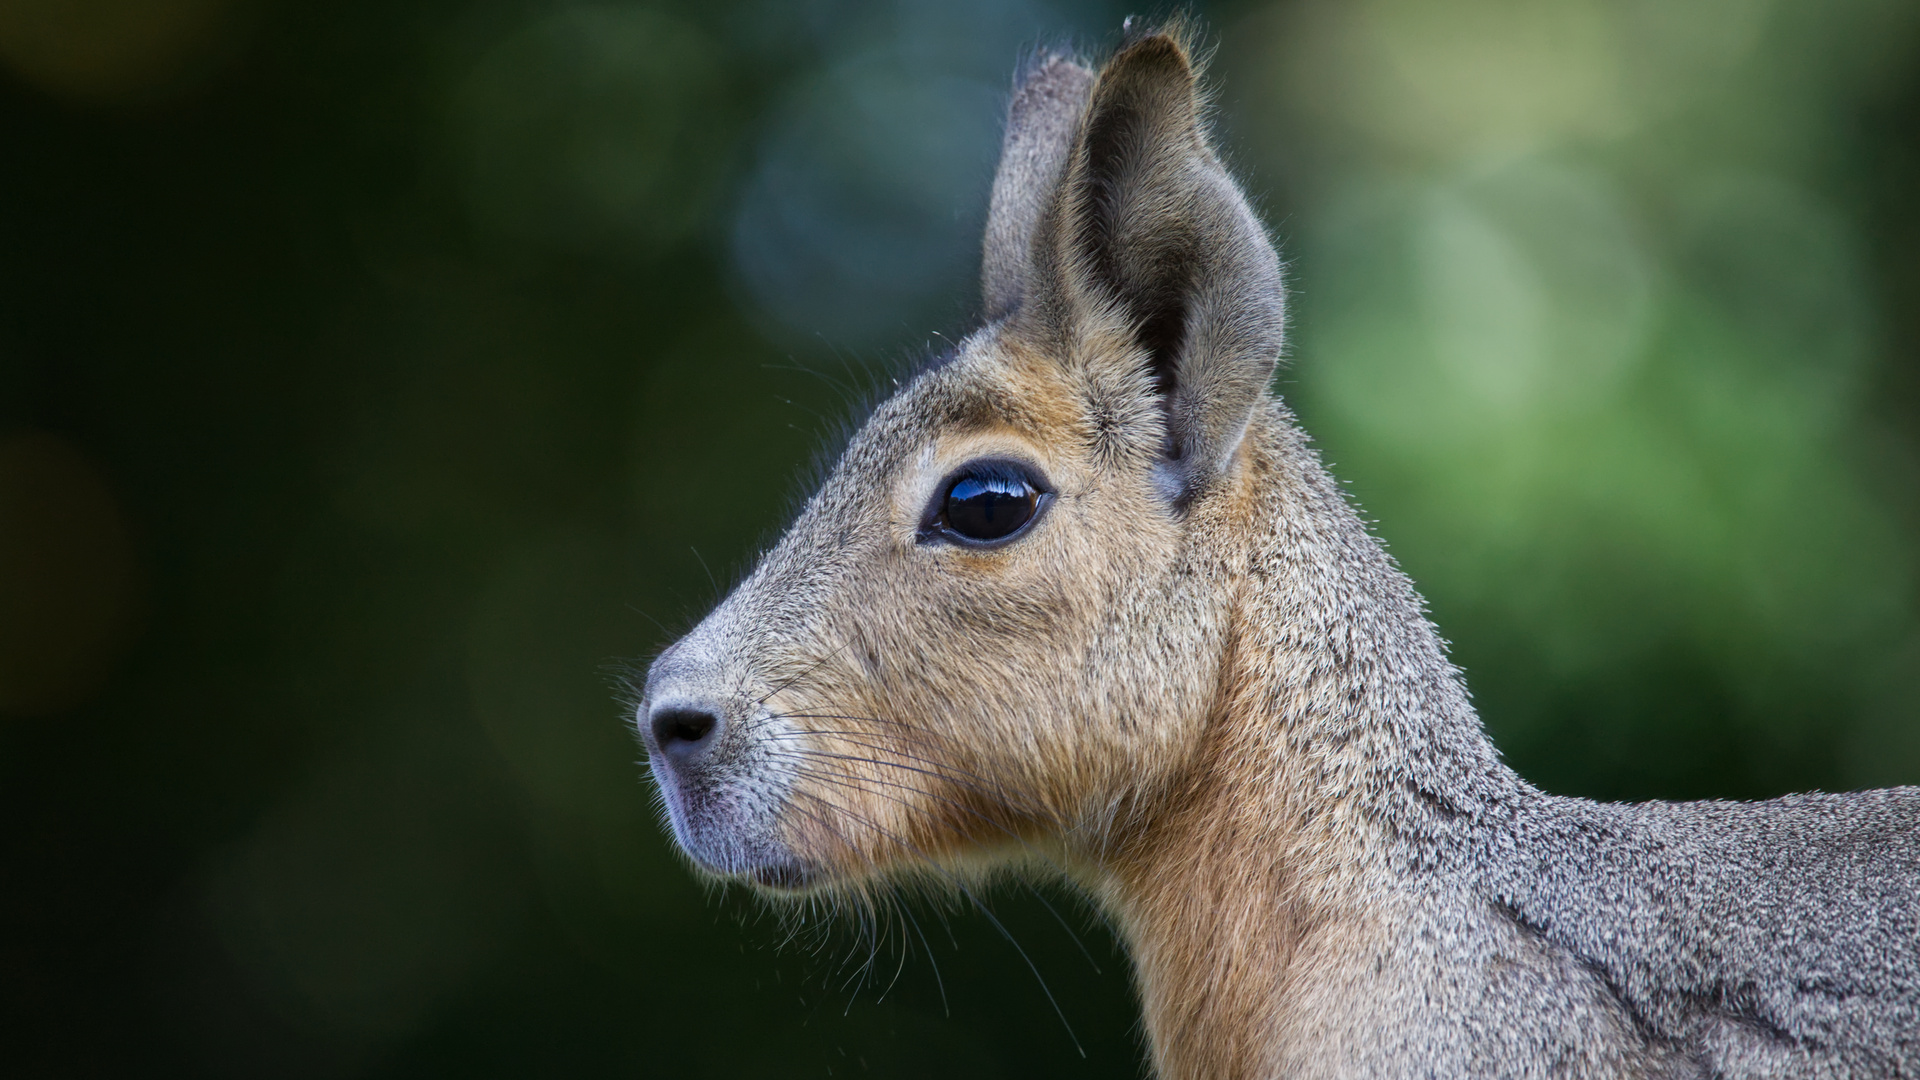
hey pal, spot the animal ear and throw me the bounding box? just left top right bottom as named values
left=1029, top=28, right=1286, bottom=506
left=981, top=52, right=1096, bottom=323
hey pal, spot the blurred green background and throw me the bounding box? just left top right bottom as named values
left=1, top=0, right=1916, bottom=1075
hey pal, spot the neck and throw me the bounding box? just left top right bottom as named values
left=1085, top=409, right=1527, bottom=1079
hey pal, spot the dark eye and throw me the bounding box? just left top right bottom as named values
left=936, top=465, right=1047, bottom=544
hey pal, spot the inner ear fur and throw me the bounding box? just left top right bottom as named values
left=1016, top=27, right=1286, bottom=506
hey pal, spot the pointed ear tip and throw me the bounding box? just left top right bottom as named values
left=1101, top=25, right=1200, bottom=91
left=1119, top=32, right=1187, bottom=60
left=1117, top=12, right=1202, bottom=59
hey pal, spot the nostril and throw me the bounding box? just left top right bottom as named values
left=650, top=707, right=720, bottom=758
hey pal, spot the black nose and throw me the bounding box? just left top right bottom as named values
left=650, top=707, right=720, bottom=763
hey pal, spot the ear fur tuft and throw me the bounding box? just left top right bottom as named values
left=992, top=21, right=1286, bottom=508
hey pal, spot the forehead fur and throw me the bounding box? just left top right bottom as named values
left=831, top=325, right=1162, bottom=491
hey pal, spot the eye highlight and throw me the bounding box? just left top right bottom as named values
left=922, top=460, right=1052, bottom=546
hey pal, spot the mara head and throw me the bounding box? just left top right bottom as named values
left=639, top=27, right=1286, bottom=897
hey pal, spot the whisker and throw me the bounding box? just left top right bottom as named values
left=775, top=791, right=933, bottom=1006
left=784, top=785, right=1083, bottom=1056
left=776, top=756, right=1018, bottom=847
left=751, top=642, right=857, bottom=709
left=689, top=546, right=720, bottom=597
left=773, top=749, right=1107, bottom=978
left=776, top=711, right=964, bottom=741
left=775, top=758, right=1102, bottom=978
left=763, top=735, right=1022, bottom=812
left=772, top=765, right=1075, bottom=901
left=763, top=725, right=1007, bottom=792
left=875, top=892, right=914, bottom=1005
left=899, top=900, right=948, bottom=1015
left=730, top=646, right=1094, bottom=1042
left=964, top=890, right=1087, bottom=1058
left=772, top=746, right=1070, bottom=850
left=1021, top=880, right=1103, bottom=975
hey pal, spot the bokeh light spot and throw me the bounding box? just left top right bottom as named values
left=0, top=0, right=241, bottom=105
left=453, top=3, right=728, bottom=255
left=730, top=50, right=1001, bottom=345
left=0, top=430, right=137, bottom=717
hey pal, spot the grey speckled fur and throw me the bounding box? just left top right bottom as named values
left=1386, top=789, right=1920, bottom=1077
left=639, top=25, right=1920, bottom=1079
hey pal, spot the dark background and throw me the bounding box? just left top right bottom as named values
left=3, top=0, right=1917, bottom=1076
